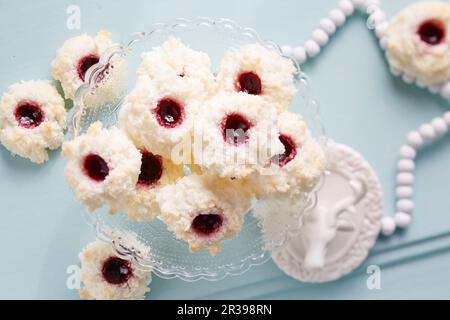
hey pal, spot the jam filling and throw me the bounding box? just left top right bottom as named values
left=14, top=101, right=44, bottom=128
left=77, top=54, right=100, bottom=82
left=154, top=98, right=184, bottom=128
left=417, top=19, right=445, bottom=45
left=101, top=256, right=133, bottom=285
left=221, top=113, right=252, bottom=145
left=83, top=154, right=109, bottom=182
left=271, top=134, right=297, bottom=167
left=137, top=151, right=163, bottom=187
left=236, top=71, right=262, bottom=95
left=191, top=213, right=224, bottom=236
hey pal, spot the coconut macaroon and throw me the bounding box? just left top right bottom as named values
left=0, top=80, right=66, bottom=163
left=52, top=30, right=114, bottom=99
left=119, top=76, right=198, bottom=160
left=79, top=237, right=151, bottom=300
left=137, top=37, right=215, bottom=100
left=386, top=1, right=450, bottom=86
left=248, top=112, right=325, bottom=199
left=216, top=43, right=297, bottom=113
left=122, top=150, right=184, bottom=221
left=193, top=92, right=283, bottom=179
left=61, top=122, right=141, bottom=212
left=156, top=174, right=252, bottom=254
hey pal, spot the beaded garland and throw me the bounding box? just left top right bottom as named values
left=282, top=0, right=450, bottom=236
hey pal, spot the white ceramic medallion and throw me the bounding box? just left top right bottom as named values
left=272, top=142, right=382, bottom=282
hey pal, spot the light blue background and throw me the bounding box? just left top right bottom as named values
left=1, top=0, right=450, bottom=299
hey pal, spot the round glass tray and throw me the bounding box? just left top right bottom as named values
left=68, top=17, right=324, bottom=281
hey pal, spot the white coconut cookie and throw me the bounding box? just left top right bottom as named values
left=79, top=237, right=151, bottom=300
left=156, top=174, right=252, bottom=254
left=248, top=112, right=325, bottom=199
left=52, top=30, right=114, bottom=99
left=0, top=80, right=66, bottom=163
left=137, top=37, right=215, bottom=100
left=386, top=1, right=450, bottom=86
left=119, top=76, right=198, bottom=160
left=122, top=150, right=184, bottom=221
left=61, top=122, right=141, bottom=212
left=192, top=92, right=284, bottom=179
left=216, top=43, right=297, bottom=113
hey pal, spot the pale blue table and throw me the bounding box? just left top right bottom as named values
left=1, top=0, right=449, bottom=299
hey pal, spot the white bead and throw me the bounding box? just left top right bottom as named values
left=329, top=9, right=346, bottom=26
left=304, top=40, right=320, bottom=57
left=396, top=186, right=413, bottom=198
left=371, top=10, right=386, bottom=22
left=292, top=46, right=307, bottom=64
left=440, top=82, right=450, bottom=99
left=379, top=37, right=387, bottom=50
left=319, top=18, right=336, bottom=35
left=397, top=199, right=414, bottom=213
left=399, top=145, right=416, bottom=159
left=365, top=0, right=380, bottom=11
left=397, top=159, right=415, bottom=172
left=352, top=0, right=365, bottom=9
left=394, top=212, right=412, bottom=228
left=419, top=123, right=436, bottom=141
left=407, top=131, right=423, bottom=149
left=402, top=73, right=415, bottom=84
left=381, top=217, right=396, bottom=236
left=338, top=0, right=354, bottom=16
left=368, top=10, right=386, bottom=28
left=431, top=117, right=448, bottom=135
left=375, top=21, right=388, bottom=38
left=397, top=172, right=414, bottom=185
left=366, top=4, right=380, bottom=15
left=281, top=45, right=292, bottom=56
left=443, top=111, right=450, bottom=125
left=312, top=29, right=329, bottom=46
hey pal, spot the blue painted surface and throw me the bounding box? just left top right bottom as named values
left=0, top=0, right=449, bottom=299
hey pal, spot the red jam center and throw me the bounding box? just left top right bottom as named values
left=417, top=19, right=445, bottom=45
left=236, top=71, right=262, bottom=95
left=14, top=101, right=44, bottom=128
left=154, top=98, right=184, bottom=128
left=271, top=134, right=297, bottom=167
left=83, top=154, right=109, bottom=182
left=137, top=151, right=163, bottom=187
left=221, top=113, right=252, bottom=145
left=191, top=213, right=224, bottom=236
left=77, top=54, right=100, bottom=82
left=101, top=256, right=133, bottom=285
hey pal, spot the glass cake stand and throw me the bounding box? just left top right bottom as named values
left=68, top=17, right=325, bottom=281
